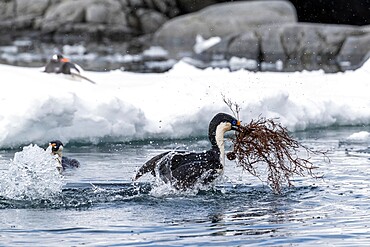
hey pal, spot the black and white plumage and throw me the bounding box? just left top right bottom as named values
left=44, top=54, right=80, bottom=75
left=44, top=54, right=96, bottom=84
left=49, top=140, right=80, bottom=173
left=134, top=113, right=241, bottom=190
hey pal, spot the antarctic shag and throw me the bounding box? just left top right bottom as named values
left=134, top=113, right=241, bottom=190
left=49, top=140, right=80, bottom=173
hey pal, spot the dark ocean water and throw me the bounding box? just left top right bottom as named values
left=0, top=127, right=369, bottom=246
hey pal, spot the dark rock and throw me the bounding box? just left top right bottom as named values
left=189, top=23, right=366, bottom=72
left=136, top=8, right=168, bottom=34
left=228, top=32, right=260, bottom=60
left=258, top=27, right=286, bottom=64
left=1, top=0, right=370, bottom=73
left=279, top=23, right=362, bottom=71
left=153, top=1, right=297, bottom=57
left=13, top=15, right=35, bottom=29
left=16, top=0, right=49, bottom=18
left=128, top=0, right=145, bottom=8
left=0, top=1, right=15, bottom=21
left=42, top=1, right=86, bottom=32
left=337, top=32, right=370, bottom=70
left=85, top=4, right=110, bottom=23
left=119, top=0, right=129, bottom=6
left=143, top=0, right=154, bottom=9
left=39, top=0, right=138, bottom=43
left=152, top=0, right=168, bottom=14
left=85, top=1, right=128, bottom=25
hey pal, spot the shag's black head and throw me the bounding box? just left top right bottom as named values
left=208, top=113, right=240, bottom=147
left=49, top=140, right=64, bottom=153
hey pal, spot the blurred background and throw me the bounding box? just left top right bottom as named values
left=1, top=0, right=370, bottom=73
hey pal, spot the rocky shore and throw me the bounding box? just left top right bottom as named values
left=1, top=0, right=370, bottom=72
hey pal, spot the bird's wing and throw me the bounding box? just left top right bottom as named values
left=61, top=156, right=80, bottom=169
left=169, top=151, right=207, bottom=171
left=134, top=151, right=171, bottom=180
left=61, top=62, right=80, bottom=74
left=169, top=151, right=221, bottom=188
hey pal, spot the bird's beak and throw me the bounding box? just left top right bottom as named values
left=231, top=120, right=241, bottom=131
left=49, top=143, right=58, bottom=154
left=61, top=58, right=70, bottom=62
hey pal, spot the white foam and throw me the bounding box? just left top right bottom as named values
left=0, top=144, right=64, bottom=200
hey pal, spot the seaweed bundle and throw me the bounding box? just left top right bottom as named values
left=223, top=98, right=324, bottom=193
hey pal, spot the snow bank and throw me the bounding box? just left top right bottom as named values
left=0, top=59, right=369, bottom=148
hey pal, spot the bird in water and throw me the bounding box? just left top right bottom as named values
left=44, top=54, right=96, bottom=84
left=49, top=140, right=80, bottom=173
left=134, top=113, right=241, bottom=190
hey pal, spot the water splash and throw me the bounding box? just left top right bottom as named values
left=149, top=175, right=223, bottom=197
left=0, top=144, right=64, bottom=200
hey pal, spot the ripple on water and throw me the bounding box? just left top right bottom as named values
left=1, top=130, right=370, bottom=246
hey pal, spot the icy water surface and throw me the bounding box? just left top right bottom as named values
left=0, top=127, right=369, bottom=246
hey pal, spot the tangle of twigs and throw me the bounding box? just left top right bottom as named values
left=223, top=97, right=326, bottom=193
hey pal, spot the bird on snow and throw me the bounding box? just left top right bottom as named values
left=44, top=54, right=80, bottom=74
left=44, top=54, right=96, bottom=84
left=134, top=113, right=241, bottom=190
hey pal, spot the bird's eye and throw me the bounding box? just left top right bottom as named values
left=232, top=120, right=237, bottom=125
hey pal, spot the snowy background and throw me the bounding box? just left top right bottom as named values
left=1, top=59, right=369, bottom=148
